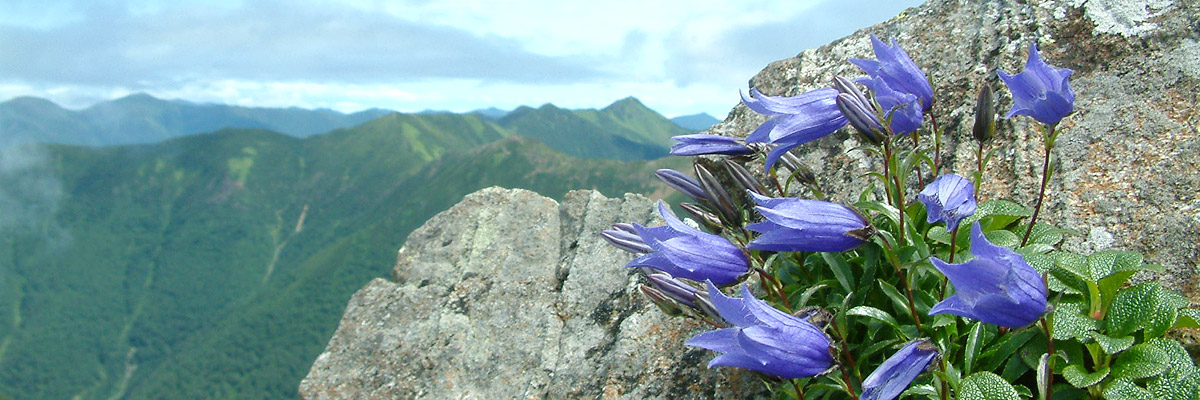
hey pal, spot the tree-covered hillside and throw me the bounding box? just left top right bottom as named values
left=0, top=107, right=690, bottom=399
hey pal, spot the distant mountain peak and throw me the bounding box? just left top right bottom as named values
left=602, top=96, right=649, bottom=112
left=670, top=113, right=721, bottom=132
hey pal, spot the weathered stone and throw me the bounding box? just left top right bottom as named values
left=710, top=0, right=1198, bottom=300
left=300, top=187, right=767, bottom=399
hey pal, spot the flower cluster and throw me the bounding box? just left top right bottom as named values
left=601, top=37, right=1194, bottom=400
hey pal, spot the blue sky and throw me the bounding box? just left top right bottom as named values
left=0, top=0, right=924, bottom=118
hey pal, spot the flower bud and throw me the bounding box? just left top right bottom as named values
left=600, top=227, right=652, bottom=254
left=639, top=285, right=684, bottom=316
left=972, top=84, right=996, bottom=143
left=778, top=152, right=818, bottom=188
left=722, top=159, right=767, bottom=196
left=693, top=163, right=741, bottom=227
left=646, top=272, right=701, bottom=309
left=836, top=93, right=885, bottom=145
left=654, top=169, right=707, bottom=202
left=680, top=202, right=723, bottom=231
left=833, top=76, right=877, bottom=114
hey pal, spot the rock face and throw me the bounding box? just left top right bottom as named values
left=300, top=188, right=766, bottom=399
left=303, top=0, right=1200, bottom=397
left=709, top=0, right=1198, bottom=298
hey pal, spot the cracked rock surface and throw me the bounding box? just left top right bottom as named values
left=300, top=187, right=766, bottom=399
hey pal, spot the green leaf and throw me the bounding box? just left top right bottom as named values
left=877, top=280, right=910, bottom=317
left=1146, top=337, right=1198, bottom=378
left=959, top=372, right=1021, bottom=400
left=1107, top=282, right=1187, bottom=339
left=1174, top=309, right=1200, bottom=329
left=1148, top=372, right=1200, bottom=400
left=964, top=322, right=984, bottom=375
left=1063, top=365, right=1110, bottom=388
left=1050, top=252, right=1090, bottom=295
left=848, top=305, right=903, bottom=333
left=1053, top=299, right=1100, bottom=341
left=1104, top=378, right=1154, bottom=400
left=960, top=198, right=1036, bottom=229
left=1088, top=332, right=1135, bottom=354
left=1111, top=342, right=1170, bottom=381
left=822, top=252, right=855, bottom=294
left=984, top=229, right=1020, bottom=248
left=978, top=328, right=1037, bottom=372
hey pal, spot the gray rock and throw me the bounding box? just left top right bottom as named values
left=710, top=0, right=1198, bottom=298
left=300, top=187, right=767, bottom=399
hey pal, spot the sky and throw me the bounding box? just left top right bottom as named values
left=0, top=0, right=924, bottom=118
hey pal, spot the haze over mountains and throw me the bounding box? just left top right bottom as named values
left=0, top=94, right=704, bottom=399
left=0, top=94, right=718, bottom=148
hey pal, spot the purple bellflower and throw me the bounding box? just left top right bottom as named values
left=670, top=134, right=753, bottom=156
left=746, top=192, right=873, bottom=253
left=998, top=43, right=1075, bottom=126
left=859, top=76, right=924, bottom=135
left=627, top=201, right=749, bottom=285
left=686, top=281, right=834, bottom=378
left=930, top=222, right=1048, bottom=327
left=918, top=174, right=977, bottom=232
left=850, top=35, right=934, bottom=112
left=860, top=339, right=940, bottom=400
left=740, top=88, right=847, bottom=171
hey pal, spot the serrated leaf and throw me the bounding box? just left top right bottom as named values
left=1053, top=300, right=1100, bottom=341
left=1107, top=282, right=1185, bottom=339
left=1112, top=342, right=1170, bottom=380
left=1146, top=338, right=1198, bottom=378
left=848, top=305, right=902, bottom=332
left=1063, top=365, right=1110, bottom=388
left=959, top=371, right=1020, bottom=400
left=1104, top=378, right=1154, bottom=400
left=1089, top=332, right=1135, bottom=354
left=961, top=200, right=1033, bottom=228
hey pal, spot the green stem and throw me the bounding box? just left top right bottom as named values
left=1041, top=315, right=1056, bottom=400
left=792, top=379, right=806, bottom=400
left=975, top=140, right=986, bottom=196
left=911, top=131, right=926, bottom=189
left=1022, top=125, right=1057, bottom=246
left=884, top=138, right=906, bottom=246
left=877, top=236, right=924, bottom=333
left=930, top=111, right=943, bottom=177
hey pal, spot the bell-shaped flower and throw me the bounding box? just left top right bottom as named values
left=860, top=339, right=940, bottom=400
left=858, top=75, right=924, bottom=135
left=746, top=192, right=873, bottom=252
left=740, top=88, right=847, bottom=171
left=850, top=35, right=934, bottom=112
left=686, top=282, right=834, bottom=378
left=930, top=222, right=1048, bottom=327
left=998, top=43, right=1075, bottom=126
left=918, top=174, right=977, bottom=232
left=669, top=134, right=753, bottom=156
left=626, top=201, right=749, bottom=285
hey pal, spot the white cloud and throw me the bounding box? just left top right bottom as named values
left=0, top=0, right=926, bottom=118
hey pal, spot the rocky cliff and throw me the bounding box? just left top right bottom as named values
left=302, top=0, right=1199, bottom=397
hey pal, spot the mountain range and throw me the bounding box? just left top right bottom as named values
left=0, top=95, right=696, bottom=399
left=0, top=94, right=718, bottom=149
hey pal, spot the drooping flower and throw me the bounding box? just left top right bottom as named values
left=858, top=75, right=924, bottom=135
left=626, top=201, right=749, bottom=285
left=850, top=35, right=934, bottom=112
left=930, top=222, right=1048, bottom=327
left=836, top=93, right=885, bottom=144
left=740, top=88, right=847, bottom=171
left=918, top=174, right=977, bottom=232
left=686, top=282, right=834, bottom=378
left=998, top=43, right=1075, bottom=125
left=860, top=339, right=940, bottom=400
left=746, top=192, right=873, bottom=253
left=669, top=134, right=754, bottom=156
